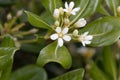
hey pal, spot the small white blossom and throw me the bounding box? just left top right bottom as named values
left=75, top=18, right=87, bottom=28
left=50, top=27, right=71, bottom=47
left=64, top=1, right=80, bottom=15
left=78, top=32, right=93, bottom=46
left=7, top=13, right=12, bottom=20
left=17, top=10, right=23, bottom=17
left=53, top=9, right=60, bottom=19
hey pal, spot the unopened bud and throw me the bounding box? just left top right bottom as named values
left=7, top=13, right=12, bottom=20
left=59, top=7, right=64, bottom=15
left=53, top=9, right=60, bottom=20
left=73, top=29, right=78, bottom=36
left=74, top=18, right=87, bottom=28
left=17, top=10, right=23, bottom=17
left=64, top=18, right=70, bottom=25
left=29, top=28, right=38, bottom=34
left=117, top=6, right=120, bottom=16
left=55, top=20, right=59, bottom=26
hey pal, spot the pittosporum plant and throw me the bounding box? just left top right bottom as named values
left=0, top=0, right=120, bottom=80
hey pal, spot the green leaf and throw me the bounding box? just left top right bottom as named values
left=37, top=41, right=72, bottom=69
left=41, top=0, right=63, bottom=14
left=51, top=69, right=84, bottom=80
left=0, top=47, right=17, bottom=80
left=79, top=16, right=120, bottom=47
left=105, top=0, right=120, bottom=16
left=102, top=46, right=117, bottom=80
left=89, top=62, right=109, bottom=80
left=70, top=0, right=101, bottom=25
left=10, top=65, right=47, bottom=80
left=25, top=11, right=52, bottom=30
left=1, top=35, right=15, bottom=47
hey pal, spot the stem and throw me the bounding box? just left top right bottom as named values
left=112, top=0, right=117, bottom=16
left=55, top=44, right=59, bottom=58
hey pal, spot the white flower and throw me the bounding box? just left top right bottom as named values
left=78, top=32, right=93, bottom=46
left=50, top=27, right=71, bottom=47
left=53, top=9, right=60, bottom=19
left=64, top=1, right=80, bottom=15
left=75, top=18, right=87, bottom=28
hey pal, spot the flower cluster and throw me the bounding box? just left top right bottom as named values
left=50, top=1, right=93, bottom=47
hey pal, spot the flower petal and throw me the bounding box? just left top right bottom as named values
left=81, top=41, right=86, bottom=46
left=69, top=1, right=74, bottom=10
left=62, top=27, right=69, bottom=34
left=71, top=11, right=76, bottom=15
left=72, top=7, right=80, bottom=12
left=63, top=35, right=71, bottom=41
left=65, top=2, right=68, bottom=9
left=56, top=27, right=61, bottom=33
left=86, top=35, right=93, bottom=40
left=83, top=32, right=89, bottom=36
left=64, top=9, right=68, bottom=12
left=58, top=38, right=64, bottom=47
left=84, top=41, right=91, bottom=44
left=50, top=34, right=58, bottom=40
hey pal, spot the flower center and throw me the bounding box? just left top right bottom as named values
left=79, top=35, right=86, bottom=41
left=58, top=32, right=63, bottom=38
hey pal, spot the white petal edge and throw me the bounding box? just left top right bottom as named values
left=69, top=1, right=74, bottom=10
left=63, top=35, right=71, bottom=41
left=84, top=41, right=91, bottom=44
left=50, top=34, right=58, bottom=40
left=71, top=11, right=76, bottom=15
left=62, top=27, right=69, bottom=34
left=72, top=7, right=80, bottom=12
left=83, top=32, right=89, bottom=36
left=58, top=38, right=64, bottom=47
left=86, top=35, right=93, bottom=40
left=65, top=2, right=68, bottom=9
left=81, top=41, right=86, bottom=46
left=56, top=27, right=61, bottom=33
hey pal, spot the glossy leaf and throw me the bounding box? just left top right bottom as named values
left=89, top=62, right=109, bottom=80
left=41, top=0, right=63, bottom=14
left=51, top=69, right=84, bottom=80
left=0, top=35, right=15, bottom=47
left=79, top=16, right=120, bottom=47
left=25, top=11, right=52, bottom=30
left=102, top=46, right=117, bottom=80
left=70, top=0, right=101, bottom=25
left=0, top=47, right=17, bottom=80
left=10, top=65, right=47, bottom=80
left=37, top=41, right=72, bottom=69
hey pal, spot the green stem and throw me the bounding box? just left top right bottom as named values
left=55, top=44, right=59, bottom=58
left=112, top=0, right=117, bottom=16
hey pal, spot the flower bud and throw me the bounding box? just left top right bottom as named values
left=64, top=18, right=70, bottom=26
left=117, top=6, right=120, bottom=16
left=74, top=18, right=87, bottom=28
left=7, top=13, right=12, bottom=20
left=53, top=9, right=60, bottom=20
left=73, top=29, right=78, bottom=36
left=17, top=10, right=23, bottom=17
left=29, top=28, right=38, bottom=34
left=59, top=7, right=64, bottom=15
left=55, top=20, right=59, bottom=26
